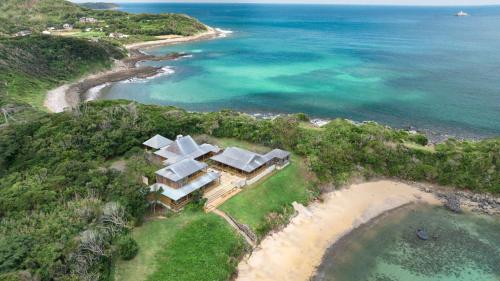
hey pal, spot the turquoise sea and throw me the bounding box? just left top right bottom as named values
left=313, top=204, right=500, bottom=281
left=101, top=4, right=500, bottom=138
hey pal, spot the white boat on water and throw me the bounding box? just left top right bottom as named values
left=455, top=11, right=469, bottom=16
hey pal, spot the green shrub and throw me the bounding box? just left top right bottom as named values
left=116, top=235, right=139, bottom=261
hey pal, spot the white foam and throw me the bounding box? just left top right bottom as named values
left=85, top=83, right=110, bottom=101
left=121, top=66, right=175, bottom=84
left=215, top=28, right=234, bottom=38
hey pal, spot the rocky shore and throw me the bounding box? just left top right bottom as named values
left=44, top=27, right=223, bottom=113
left=45, top=55, right=182, bottom=113
left=408, top=181, right=500, bottom=215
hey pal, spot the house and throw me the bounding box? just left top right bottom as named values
left=210, top=147, right=291, bottom=178
left=14, top=30, right=31, bottom=37
left=84, top=28, right=93, bottom=32
left=154, top=135, right=220, bottom=165
left=148, top=158, right=221, bottom=210
left=63, top=24, right=73, bottom=30
left=143, top=134, right=173, bottom=151
left=42, top=30, right=51, bottom=35
left=79, top=17, right=98, bottom=23
left=210, top=147, right=271, bottom=179
left=109, top=32, right=129, bottom=39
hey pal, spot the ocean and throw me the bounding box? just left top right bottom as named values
left=313, top=204, right=500, bottom=281
left=100, top=4, right=500, bottom=138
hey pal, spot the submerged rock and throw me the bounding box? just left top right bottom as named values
left=416, top=228, right=429, bottom=240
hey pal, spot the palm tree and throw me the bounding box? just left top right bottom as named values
left=152, top=185, right=164, bottom=214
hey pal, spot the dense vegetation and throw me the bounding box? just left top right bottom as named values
left=0, top=100, right=498, bottom=280
left=0, top=0, right=207, bottom=36
left=0, top=35, right=125, bottom=109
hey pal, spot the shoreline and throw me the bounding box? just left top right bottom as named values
left=234, top=180, right=441, bottom=281
left=44, top=26, right=222, bottom=113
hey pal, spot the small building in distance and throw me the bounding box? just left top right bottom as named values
left=79, top=17, right=98, bottom=23
left=154, top=135, right=220, bottom=165
left=14, top=30, right=31, bottom=37
left=149, top=158, right=221, bottom=210
left=109, top=32, right=129, bottom=39
left=63, top=24, right=73, bottom=30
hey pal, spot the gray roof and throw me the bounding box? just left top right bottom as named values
left=143, top=134, right=173, bottom=150
left=156, top=159, right=207, bottom=182
left=155, top=135, right=220, bottom=164
left=210, top=147, right=269, bottom=173
left=150, top=171, right=220, bottom=201
left=265, top=149, right=290, bottom=160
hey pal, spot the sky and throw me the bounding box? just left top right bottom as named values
left=71, top=0, right=500, bottom=5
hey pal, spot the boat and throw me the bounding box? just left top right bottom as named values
left=455, top=11, right=469, bottom=17
left=416, top=228, right=429, bottom=240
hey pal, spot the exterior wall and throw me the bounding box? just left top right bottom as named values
left=148, top=177, right=220, bottom=211
left=156, top=175, right=182, bottom=189
left=156, top=169, right=206, bottom=189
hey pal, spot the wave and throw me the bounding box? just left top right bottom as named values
left=85, top=83, right=110, bottom=101
left=121, top=66, right=175, bottom=84
left=215, top=28, right=234, bottom=38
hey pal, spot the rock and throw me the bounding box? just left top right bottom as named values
left=445, top=194, right=462, bottom=213
left=416, top=228, right=429, bottom=240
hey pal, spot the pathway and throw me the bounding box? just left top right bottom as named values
left=213, top=209, right=257, bottom=247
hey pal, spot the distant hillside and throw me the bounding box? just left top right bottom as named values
left=0, top=0, right=207, bottom=36
left=0, top=35, right=125, bottom=110
left=79, top=2, right=119, bottom=10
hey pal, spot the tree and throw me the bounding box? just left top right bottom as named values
left=151, top=185, right=164, bottom=214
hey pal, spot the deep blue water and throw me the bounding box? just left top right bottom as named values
left=103, top=4, right=500, bottom=138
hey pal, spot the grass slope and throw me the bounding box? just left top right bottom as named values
left=220, top=154, right=314, bottom=237
left=113, top=210, right=246, bottom=281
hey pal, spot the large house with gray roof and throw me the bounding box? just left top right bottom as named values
left=149, top=158, right=220, bottom=210
left=210, top=147, right=290, bottom=179
left=145, top=134, right=290, bottom=211
left=154, top=135, right=220, bottom=165
left=146, top=135, right=221, bottom=211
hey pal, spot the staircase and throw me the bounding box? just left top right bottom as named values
left=204, top=184, right=241, bottom=212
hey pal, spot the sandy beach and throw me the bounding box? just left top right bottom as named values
left=235, top=180, right=440, bottom=281
left=43, top=26, right=221, bottom=113
left=125, top=26, right=219, bottom=50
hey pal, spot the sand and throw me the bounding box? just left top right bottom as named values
left=235, top=180, right=440, bottom=281
left=124, top=27, right=219, bottom=50
left=44, top=84, right=71, bottom=113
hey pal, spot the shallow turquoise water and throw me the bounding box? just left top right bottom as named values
left=101, top=4, right=500, bottom=138
left=313, top=204, right=500, bottom=281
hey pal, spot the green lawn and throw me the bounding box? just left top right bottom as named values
left=113, top=210, right=246, bottom=281
left=219, top=154, right=313, bottom=237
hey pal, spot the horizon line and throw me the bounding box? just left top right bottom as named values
left=73, top=1, right=500, bottom=7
